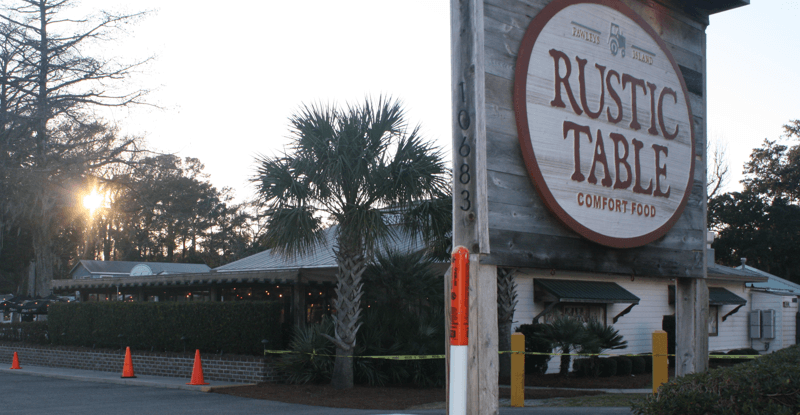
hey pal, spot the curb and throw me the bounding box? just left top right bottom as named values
left=0, top=367, right=245, bottom=393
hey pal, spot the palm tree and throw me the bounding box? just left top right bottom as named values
left=540, top=315, right=593, bottom=376
left=253, top=97, right=450, bottom=389
left=578, top=320, right=627, bottom=377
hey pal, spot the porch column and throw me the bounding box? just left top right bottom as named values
left=292, top=281, right=306, bottom=329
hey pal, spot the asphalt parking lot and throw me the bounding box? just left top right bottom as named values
left=0, top=370, right=634, bottom=415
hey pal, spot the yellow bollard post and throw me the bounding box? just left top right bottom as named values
left=652, top=330, right=668, bottom=394
left=511, top=332, right=525, bottom=407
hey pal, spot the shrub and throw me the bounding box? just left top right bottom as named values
left=613, top=356, right=632, bottom=376
left=0, top=322, right=48, bottom=344
left=356, top=251, right=445, bottom=387
left=573, top=357, right=601, bottom=378
left=354, top=307, right=445, bottom=387
left=632, top=345, right=800, bottom=415
left=630, top=356, right=646, bottom=374
left=515, top=322, right=553, bottom=375
left=572, top=358, right=588, bottom=377
left=47, top=301, right=284, bottom=355
left=727, top=347, right=760, bottom=364
left=277, top=317, right=335, bottom=384
left=598, top=357, right=617, bottom=377
left=639, top=353, right=653, bottom=373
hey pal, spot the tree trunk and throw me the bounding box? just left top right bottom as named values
left=331, top=345, right=355, bottom=390
left=327, top=248, right=366, bottom=390
left=497, top=267, right=518, bottom=378
left=560, top=345, right=571, bottom=376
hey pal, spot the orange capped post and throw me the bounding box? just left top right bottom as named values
left=10, top=351, right=21, bottom=369
left=121, top=346, right=136, bottom=378
left=448, top=246, right=469, bottom=415
left=450, top=246, right=469, bottom=346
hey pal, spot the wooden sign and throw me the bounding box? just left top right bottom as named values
left=478, top=0, right=707, bottom=278
left=513, top=0, right=695, bottom=248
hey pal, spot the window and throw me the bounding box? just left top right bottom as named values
left=709, top=305, right=719, bottom=336
left=543, top=303, right=606, bottom=325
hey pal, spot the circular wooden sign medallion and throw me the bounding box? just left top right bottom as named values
left=513, top=0, right=695, bottom=248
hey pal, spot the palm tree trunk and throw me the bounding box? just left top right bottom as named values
left=560, top=345, right=571, bottom=376
left=326, top=248, right=365, bottom=389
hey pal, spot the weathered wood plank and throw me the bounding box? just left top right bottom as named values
left=485, top=129, right=527, bottom=176
left=487, top=169, right=706, bottom=231
left=485, top=0, right=547, bottom=22
left=483, top=228, right=705, bottom=278
left=488, top=199, right=707, bottom=246
left=467, top=260, right=499, bottom=415
left=675, top=277, right=709, bottom=375
left=452, top=0, right=490, bottom=256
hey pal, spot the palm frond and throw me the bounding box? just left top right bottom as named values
left=261, top=206, right=325, bottom=259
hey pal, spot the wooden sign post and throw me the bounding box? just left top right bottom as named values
left=450, top=0, right=498, bottom=413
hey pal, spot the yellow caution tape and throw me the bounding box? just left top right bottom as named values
left=360, top=354, right=445, bottom=360
left=266, top=349, right=760, bottom=359
left=264, top=350, right=445, bottom=360
left=709, top=354, right=760, bottom=359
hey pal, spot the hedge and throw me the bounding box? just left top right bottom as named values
left=632, top=345, right=800, bottom=415
left=47, top=301, right=285, bottom=355
left=598, top=357, right=617, bottom=377
left=0, top=322, right=48, bottom=344
left=613, top=356, right=633, bottom=376
left=630, top=356, right=646, bottom=375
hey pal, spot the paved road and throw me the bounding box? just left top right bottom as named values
left=0, top=372, right=633, bottom=415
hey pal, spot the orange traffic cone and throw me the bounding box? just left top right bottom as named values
left=121, top=347, right=136, bottom=378
left=186, top=349, right=209, bottom=385
left=10, top=351, right=21, bottom=369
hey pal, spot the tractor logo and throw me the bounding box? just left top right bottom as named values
left=608, top=23, right=626, bottom=57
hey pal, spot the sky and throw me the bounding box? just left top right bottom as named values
left=73, top=0, right=799, bottom=202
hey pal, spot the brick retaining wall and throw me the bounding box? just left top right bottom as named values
left=0, top=342, right=281, bottom=383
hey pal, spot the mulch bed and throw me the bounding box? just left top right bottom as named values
left=214, top=367, right=666, bottom=409
left=214, top=378, right=616, bottom=410
left=214, top=383, right=446, bottom=410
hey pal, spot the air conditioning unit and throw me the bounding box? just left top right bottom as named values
left=762, top=309, right=776, bottom=339
left=749, top=310, right=761, bottom=339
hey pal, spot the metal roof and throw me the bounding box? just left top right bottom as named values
left=534, top=279, right=640, bottom=304
left=708, top=263, right=768, bottom=282
left=744, top=265, right=800, bottom=295
left=214, top=225, right=429, bottom=273
left=70, top=260, right=211, bottom=276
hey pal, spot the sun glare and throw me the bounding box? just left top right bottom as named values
left=83, top=190, right=104, bottom=214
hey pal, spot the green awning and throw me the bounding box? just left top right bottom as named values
left=709, top=287, right=747, bottom=305
left=668, top=286, right=747, bottom=305
left=534, top=279, right=640, bottom=304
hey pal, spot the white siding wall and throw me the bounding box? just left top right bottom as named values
left=783, top=297, right=797, bottom=347
left=709, top=281, right=752, bottom=353
left=511, top=270, right=762, bottom=374
left=782, top=299, right=797, bottom=349
left=750, top=292, right=785, bottom=354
